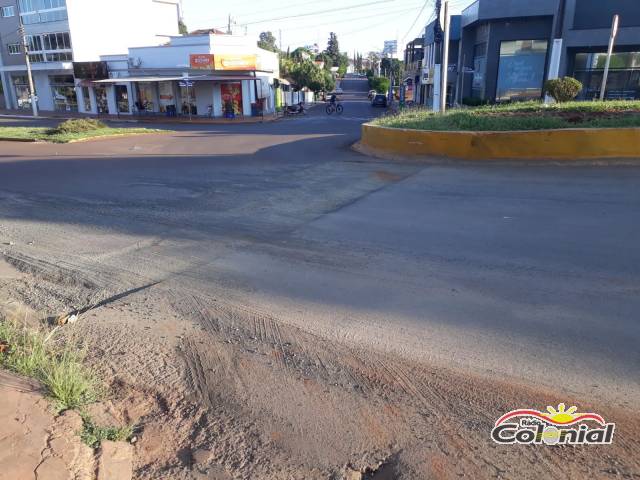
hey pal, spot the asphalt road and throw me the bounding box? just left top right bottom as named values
left=0, top=76, right=639, bottom=408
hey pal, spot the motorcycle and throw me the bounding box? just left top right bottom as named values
left=284, top=103, right=306, bottom=116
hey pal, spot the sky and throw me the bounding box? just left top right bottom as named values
left=181, top=0, right=473, bottom=55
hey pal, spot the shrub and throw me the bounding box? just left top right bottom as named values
left=544, top=77, right=583, bottom=103
left=53, top=118, right=107, bottom=134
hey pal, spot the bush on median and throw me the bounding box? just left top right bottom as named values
left=51, top=118, right=107, bottom=135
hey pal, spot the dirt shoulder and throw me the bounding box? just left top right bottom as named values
left=1, top=256, right=639, bottom=480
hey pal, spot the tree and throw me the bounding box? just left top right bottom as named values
left=381, top=57, right=402, bottom=81
left=369, top=76, right=390, bottom=93
left=325, top=32, right=340, bottom=64
left=258, top=31, right=278, bottom=52
left=290, top=60, right=334, bottom=93
left=178, top=19, right=188, bottom=35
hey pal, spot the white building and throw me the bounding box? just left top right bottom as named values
left=0, top=0, right=180, bottom=112
left=77, top=33, right=279, bottom=118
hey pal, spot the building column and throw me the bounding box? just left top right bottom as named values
left=0, top=72, right=12, bottom=110
left=241, top=80, right=252, bottom=116
left=106, top=85, right=117, bottom=115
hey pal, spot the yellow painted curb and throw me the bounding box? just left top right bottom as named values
left=361, top=124, right=640, bottom=160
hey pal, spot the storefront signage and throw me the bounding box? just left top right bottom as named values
left=190, top=54, right=215, bottom=70
left=73, top=61, right=109, bottom=80
left=214, top=54, right=257, bottom=71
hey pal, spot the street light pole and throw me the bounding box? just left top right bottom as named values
left=440, top=0, right=450, bottom=113
left=600, top=15, right=619, bottom=101
left=432, top=0, right=443, bottom=112
left=18, top=19, right=38, bottom=117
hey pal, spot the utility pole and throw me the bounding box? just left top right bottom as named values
left=279, top=29, right=282, bottom=52
left=440, top=0, right=450, bottom=113
left=545, top=0, right=567, bottom=104
left=432, top=0, right=443, bottom=112
left=227, top=14, right=233, bottom=34
left=18, top=20, right=38, bottom=117
left=600, top=14, right=619, bottom=101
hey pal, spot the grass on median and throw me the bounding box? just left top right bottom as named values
left=372, top=100, right=640, bottom=131
left=0, top=118, right=164, bottom=143
left=0, top=315, right=97, bottom=411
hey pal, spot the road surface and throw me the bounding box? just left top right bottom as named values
left=0, top=77, right=638, bottom=479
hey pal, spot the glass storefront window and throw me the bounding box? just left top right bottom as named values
left=496, top=40, right=548, bottom=102
left=115, top=85, right=129, bottom=113
left=12, top=75, right=35, bottom=110
left=82, top=87, right=91, bottom=112
left=49, top=75, right=77, bottom=112
left=179, top=84, right=196, bottom=115
left=573, top=51, right=640, bottom=100
left=136, top=83, right=155, bottom=112
left=95, top=86, right=108, bottom=113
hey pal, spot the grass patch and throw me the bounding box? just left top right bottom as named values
left=372, top=100, right=640, bottom=131
left=0, top=119, right=164, bottom=143
left=0, top=317, right=97, bottom=411
left=80, top=413, right=134, bottom=449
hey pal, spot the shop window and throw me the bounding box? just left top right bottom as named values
left=115, top=85, right=130, bottom=113
left=82, top=87, right=91, bottom=112
left=496, top=40, right=548, bottom=102
left=95, top=86, right=108, bottom=113
left=49, top=75, right=77, bottom=112
left=12, top=76, right=36, bottom=110
left=573, top=51, right=640, bottom=100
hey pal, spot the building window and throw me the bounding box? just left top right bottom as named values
left=49, top=74, right=77, bottom=112
left=573, top=52, right=640, bottom=100
left=18, top=0, right=67, bottom=24
left=471, top=42, right=487, bottom=99
left=12, top=75, right=36, bottom=110
left=1, top=5, right=16, bottom=17
left=24, top=31, right=72, bottom=62
left=82, top=86, right=91, bottom=112
left=8, top=43, right=21, bottom=55
left=496, top=40, right=548, bottom=102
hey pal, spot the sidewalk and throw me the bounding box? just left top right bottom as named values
left=0, top=108, right=281, bottom=125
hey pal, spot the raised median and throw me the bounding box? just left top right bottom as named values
left=361, top=101, right=640, bottom=160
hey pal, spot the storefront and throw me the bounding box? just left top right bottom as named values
left=572, top=51, right=640, bottom=100
left=49, top=75, right=78, bottom=112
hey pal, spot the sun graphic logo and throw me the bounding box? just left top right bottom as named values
left=491, top=403, right=615, bottom=445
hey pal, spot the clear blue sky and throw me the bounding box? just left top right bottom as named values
left=181, top=0, right=473, bottom=55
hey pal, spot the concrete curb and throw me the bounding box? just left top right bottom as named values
left=361, top=124, right=640, bottom=160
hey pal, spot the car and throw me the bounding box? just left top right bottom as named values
left=371, top=94, right=387, bottom=107
left=368, top=90, right=376, bottom=100
left=334, top=87, right=344, bottom=94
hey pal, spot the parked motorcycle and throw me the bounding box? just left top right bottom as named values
left=284, top=103, right=306, bottom=116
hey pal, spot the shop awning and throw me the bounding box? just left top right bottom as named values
left=91, top=76, right=185, bottom=83
left=190, top=75, right=258, bottom=81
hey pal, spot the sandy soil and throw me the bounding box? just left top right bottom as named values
left=1, top=256, right=639, bottom=480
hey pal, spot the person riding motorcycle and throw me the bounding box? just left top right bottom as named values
left=329, top=93, right=337, bottom=105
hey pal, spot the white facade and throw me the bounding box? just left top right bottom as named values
left=0, top=0, right=179, bottom=112
left=66, top=0, right=179, bottom=61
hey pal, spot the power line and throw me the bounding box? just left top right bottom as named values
left=239, top=0, right=396, bottom=27
left=401, top=0, right=433, bottom=42
left=278, top=5, right=423, bottom=34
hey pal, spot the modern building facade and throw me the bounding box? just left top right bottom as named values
left=0, top=0, right=181, bottom=112
left=458, top=0, right=640, bottom=103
